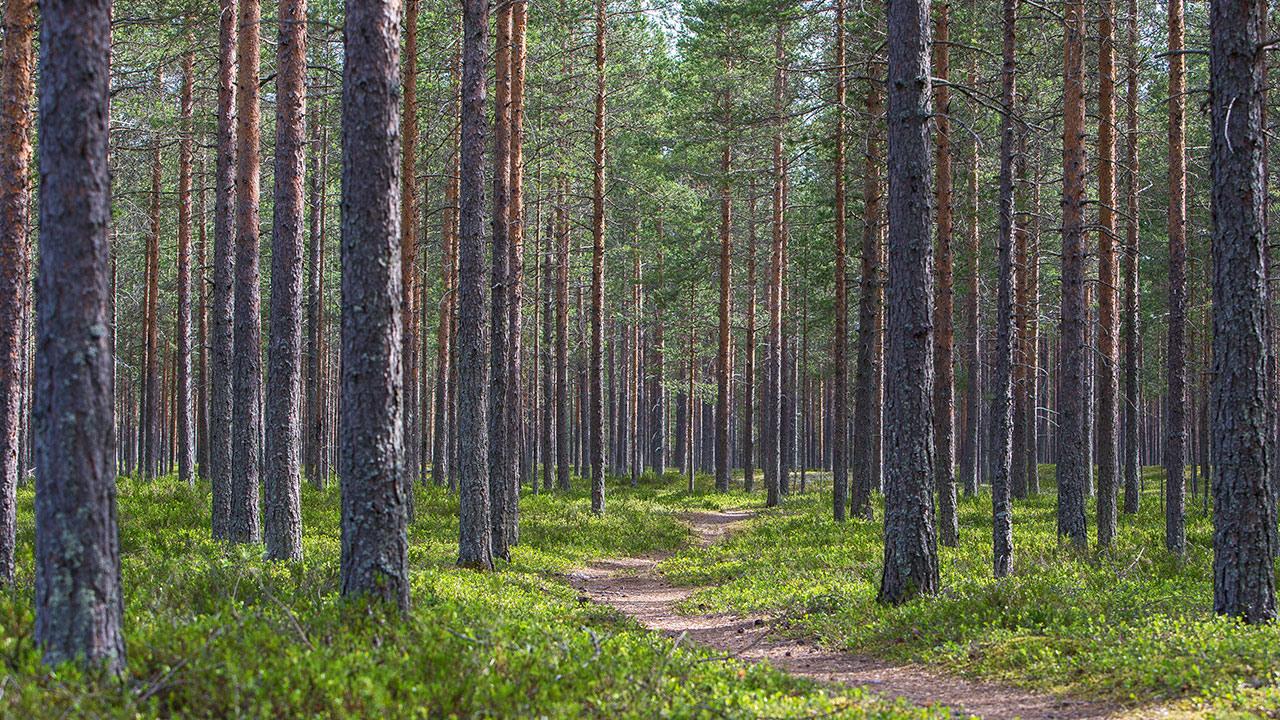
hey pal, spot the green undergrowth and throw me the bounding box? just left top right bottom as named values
left=1, top=470, right=948, bottom=719
left=660, top=466, right=1280, bottom=717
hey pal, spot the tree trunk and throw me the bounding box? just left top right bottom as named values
left=210, top=0, right=238, bottom=540
left=589, top=0, right=608, bottom=514
left=1057, top=0, right=1089, bottom=549
left=142, top=67, right=163, bottom=481
left=506, top=0, right=529, bottom=534
left=959, top=12, right=980, bottom=497
left=0, top=0, right=35, bottom=584
left=764, top=21, right=787, bottom=509
left=231, top=0, right=263, bottom=544
left=306, top=127, right=328, bottom=490
left=851, top=62, right=884, bottom=518
left=832, top=0, right=849, bottom=521
left=1121, top=0, right=1140, bottom=514
left=878, top=0, right=940, bottom=605
left=432, top=49, right=460, bottom=488
left=1209, top=0, right=1276, bottom=623
left=401, top=0, right=421, bottom=508
left=33, top=0, right=126, bottom=671
left=340, top=0, right=410, bottom=608
left=457, top=0, right=494, bottom=569
left=990, top=0, right=1018, bottom=577
left=555, top=185, right=571, bottom=492
left=716, top=59, right=733, bottom=493
left=1096, top=0, right=1119, bottom=547
left=264, top=0, right=306, bottom=561
left=931, top=0, right=957, bottom=544
left=742, top=196, right=756, bottom=492
left=176, top=43, right=197, bottom=488
left=487, top=0, right=514, bottom=557
left=1165, top=0, right=1187, bottom=555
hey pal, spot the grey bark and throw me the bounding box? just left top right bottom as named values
left=877, top=0, right=940, bottom=606
left=264, top=0, right=306, bottom=561
left=1209, top=0, right=1276, bottom=623
left=339, top=0, right=410, bottom=609
left=33, top=0, right=126, bottom=670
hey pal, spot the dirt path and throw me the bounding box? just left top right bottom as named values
left=568, top=509, right=1121, bottom=720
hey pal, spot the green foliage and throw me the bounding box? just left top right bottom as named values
left=660, top=467, right=1280, bottom=716
left=1, top=476, right=944, bottom=719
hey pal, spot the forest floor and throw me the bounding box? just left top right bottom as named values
left=570, top=508, right=1115, bottom=719
left=2, top=467, right=1277, bottom=718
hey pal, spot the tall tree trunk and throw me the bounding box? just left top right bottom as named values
left=765, top=21, right=787, bottom=509
left=210, top=0, right=238, bottom=539
left=306, top=127, right=328, bottom=490
left=197, top=156, right=210, bottom=477
left=1096, top=0, right=1119, bottom=547
left=541, top=210, right=555, bottom=489
left=716, top=59, right=733, bottom=493
left=340, top=0, right=410, bottom=608
left=457, top=0, right=494, bottom=569
left=1164, top=0, right=1187, bottom=555
left=487, top=0, right=514, bottom=556
left=401, top=0, right=421, bottom=507
left=433, top=48, right=460, bottom=488
left=0, top=0, right=35, bottom=584
left=264, top=0, right=306, bottom=561
left=142, top=67, right=163, bottom=481
left=832, top=0, right=849, bottom=521
left=991, top=0, right=1018, bottom=578
left=742, top=197, right=756, bottom=492
left=1026, top=154, right=1042, bottom=494
left=33, top=0, right=125, bottom=671
left=878, top=0, right=940, bottom=605
left=931, top=0, right=957, bottom=544
left=1121, top=0, right=1141, bottom=513
left=506, top=0, right=529, bottom=540
left=176, top=43, right=197, bottom=487
left=1013, top=130, right=1029, bottom=499
left=851, top=61, right=884, bottom=518
left=555, top=185, right=571, bottom=492
left=630, top=252, right=641, bottom=486
left=959, top=13, right=980, bottom=497
left=1209, top=0, right=1275, bottom=622
left=1057, top=0, right=1089, bottom=549
left=231, top=0, right=263, bottom=544
left=589, top=0, right=608, bottom=514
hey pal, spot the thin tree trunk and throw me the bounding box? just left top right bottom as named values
left=1209, top=0, right=1275, bottom=622
left=506, top=0, right=529, bottom=537
left=959, top=12, right=980, bottom=497
left=1122, top=0, right=1141, bottom=513
left=1057, top=0, right=1089, bottom=549
left=851, top=61, right=884, bottom=518
left=1165, top=0, right=1187, bottom=555
left=142, top=67, right=163, bottom=481
left=742, top=197, right=756, bottom=492
left=931, top=0, right=957, bottom=544
left=589, top=0, right=608, bottom=514
left=210, top=0, right=238, bottom=540
left=432, top=47, right=460, bottom=488
left=832, top=0, right=849, bottom=521
left=488, top=0, right=514, bottom=556
left=1096, top=0, right=1119, bottom=547
left=231, top=0, right=263, bottom=544
left=457, top=0, right=494, bottom=569
left=264, top=0, right=306, bottom=561
left=765, top=21, right=787, bottom=509
left=33, top=0, right=125, bottom=671
left=0, top=0, right=36, bottom=584
left=991, top=0, right=1018, bottom=577
left=401, top=0, right=421, bottom=510
left=716, top=59, right=733, bottom=493
left=176, top=42, right=197, bottom=487
left=306, top=126, right=327, bottom=490
left=878, top=0, right=940, bottom=605
left=555, top=185, right=571, bottom=492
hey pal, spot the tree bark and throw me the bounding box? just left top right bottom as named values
left=931, top=0, right=956, bottom=544
left=264, top=0, right=306, bottom=561
left=1121, top=0, right=1141, bottom=513
left=1165, top=0, right=1187, bottom=555
left=432, top=48, right=460, bottom=489
left=142, top=67, right=163, bottom=481
left=851, top=62, right=884, bottom=518
left=0, top=0, right=35, bottom=584
left=210, top=0, right=238, bottom=540
left=231, top=0, right=263, bottom=544
left=959, top=11, right=980, bottom=497
left=764, top=21, right=787, bottom=509
left=457, top=0, right=494, bottom=569
left=1209, top=0, right=1276, bottom=623
left=589, top=0, right=608, bottom=514
left=716, top=57, right=733, bottom=493
left=306, top=127, right=328, bottom=490
left=832, top=0, right=849, bottom=521
left=340, top=0, right=410, bottom=608
left=878, top=0, right=940, bottom=605
left=176, top=42, right=197, bottom=488
left=401, top=0, right=421, bottom=506
left=33, top=0, right=126, bottom=671
left=506, top=0, right=529, bottom=540
left=991, top=0, right=1018, bottom=577
left=742, top=198, right=755, bottom=492
left=1096, top=0, right=1119, bottom=547
left=1057, top=0, right=1089, bottom=549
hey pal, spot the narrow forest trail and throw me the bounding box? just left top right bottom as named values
left=568, top=509, right=1122, bottom=720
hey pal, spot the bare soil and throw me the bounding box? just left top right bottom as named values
left=567, top=509, right=1124, bottom=720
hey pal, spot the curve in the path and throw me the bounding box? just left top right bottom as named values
left=568, top=509, right=1122, bottom=720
